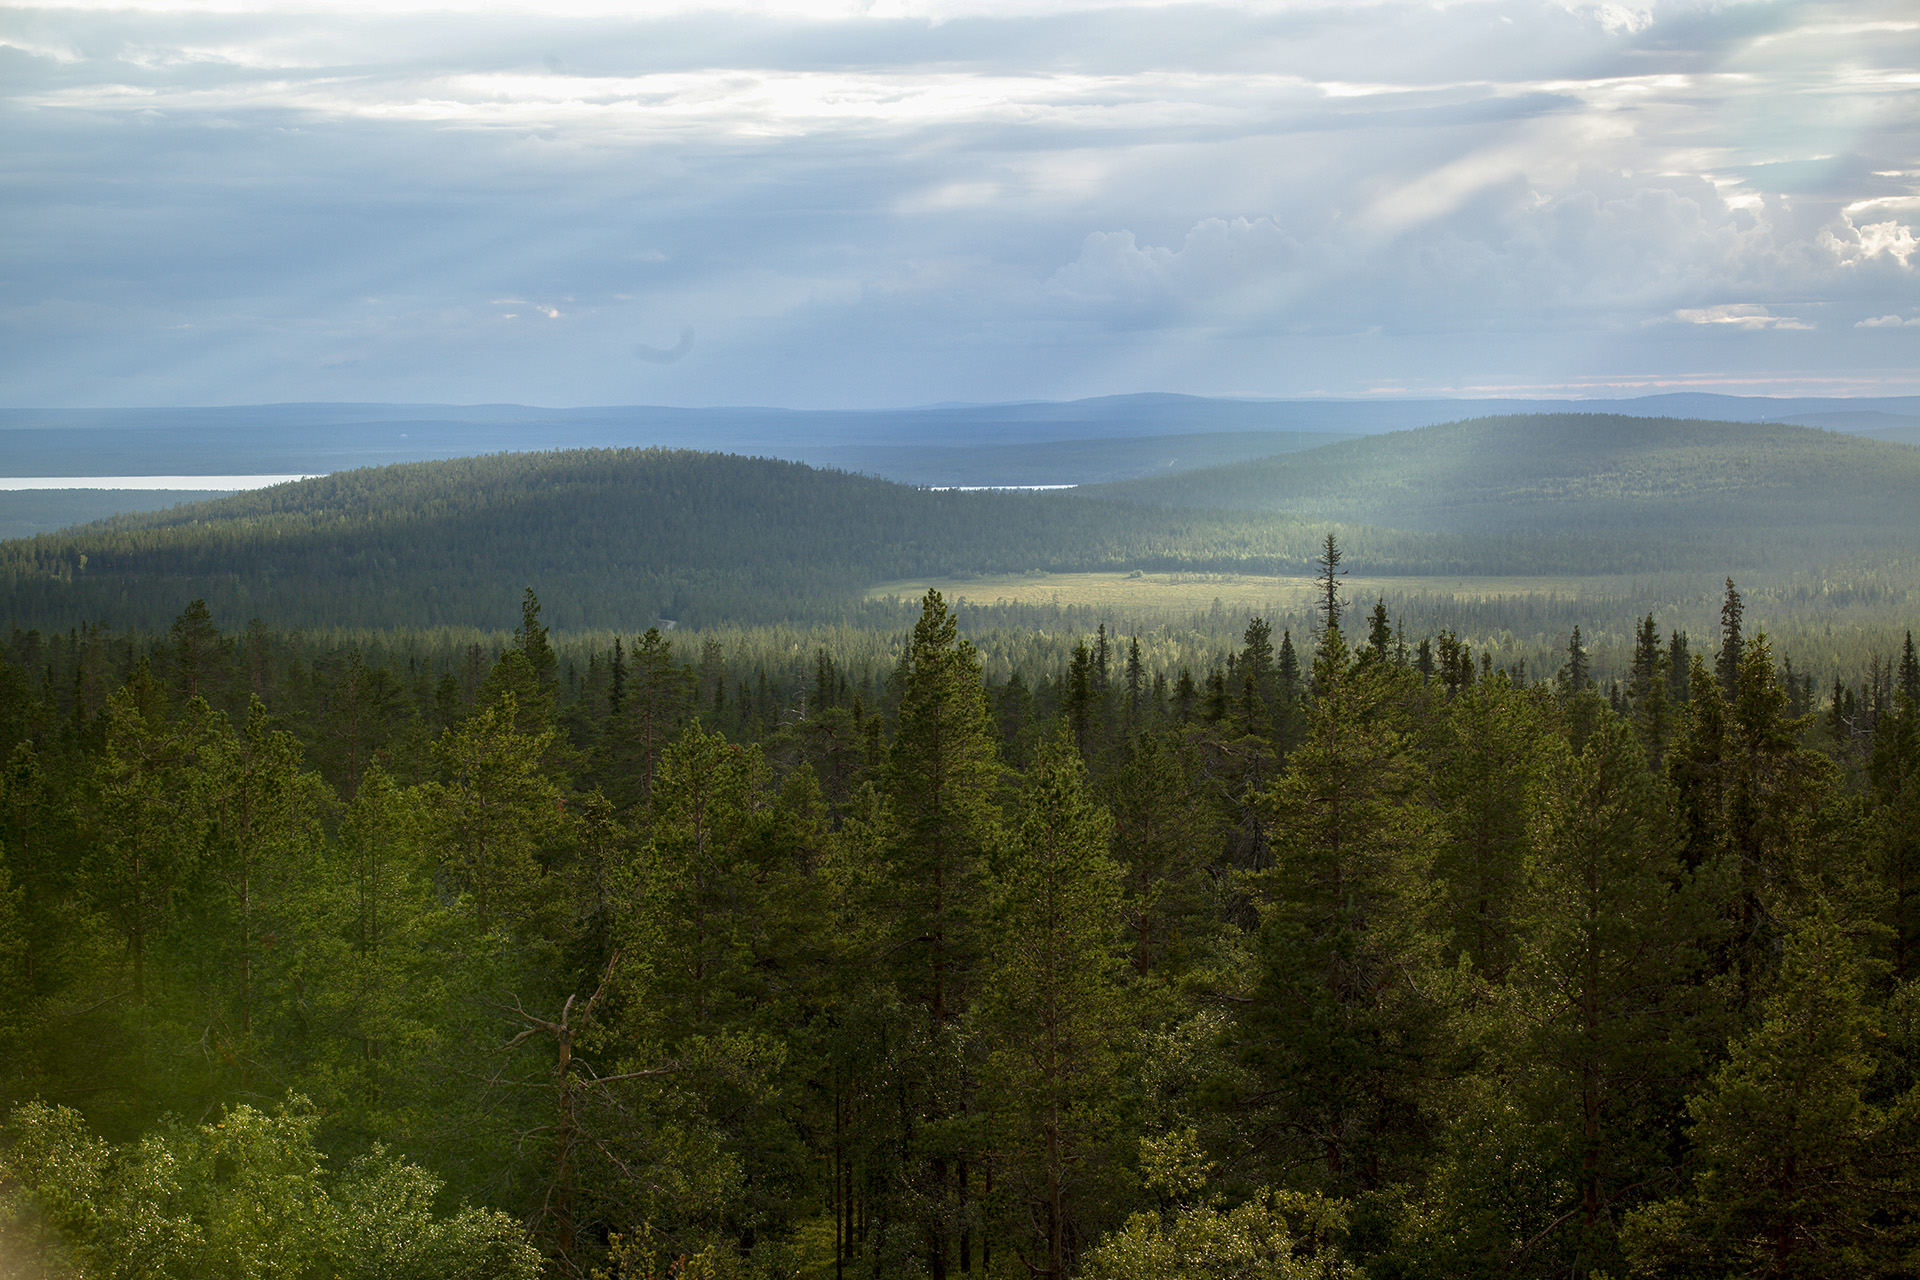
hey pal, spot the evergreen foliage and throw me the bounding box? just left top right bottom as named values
left=3, top=566, right=1920, bottom=1279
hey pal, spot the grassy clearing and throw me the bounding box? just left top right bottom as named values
left=865, top=569, right=1682, bottom=614
left=865, top=567, right=1920, bottom=690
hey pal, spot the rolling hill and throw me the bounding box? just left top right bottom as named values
left=5, top=415, right=1917, bottom=636
left=0, top=449, right=1370, bottom=633
left=1088, top=415, right=1920, bottom=541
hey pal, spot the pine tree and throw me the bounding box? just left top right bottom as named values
left=1666, top=628, right=1693, bottom=709
left=1240, top=619, right=1441, bottom=1190
left=1432, top=673, right=1551, bottom=983
left=1316, top=534, right=1344, bottom=634
left=200, top=699, right=319, bottom=1055
left=629, top=721, right=773, bottom=1038
left=882, top=590, right=1000, bottom=1280
left=1669, top=653, right=1727, bottom=872
left=1724, top=635, right=1839, bottom=971
left=1067, top=640, right=1096, bottom=756
left=1561, top=626, right=1591, bottom=693
left=978, top=727, right=1126, bottom=1279
left=1108, top=732, right=1217, bottom=980
left=615, top=627, right=694, bottom=811
left=1365, top=599, right=1392, bottom=664
left=1506, top=715, right=1721, bottom=1271
left=1623, top=902, right=1918, bottom=1277
left=1629, top=613, right=1673, bottom=768
left=1869, top=686, right=1920, bottom=978
left=421, top=691, right=563, bottom=935
left=1173, top=668, right=1198, bottom=723
left=82, top=686, right=213, bottom=1003
left=1124, top=637, right=1145, bottom=729
left=1240, top=617, right=1275, bottom=739
left=167, top=598, right=231, bottom=705
left=609, top=636, right=628, bottom=717
left=1716, top=578, right=1744, bottom=702
left=292, top=759, right=450, bottom=1127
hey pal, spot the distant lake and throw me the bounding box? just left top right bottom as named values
left=0, top=475, right=319, bottom=490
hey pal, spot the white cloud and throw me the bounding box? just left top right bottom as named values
left=1856, top=314, right=1919, bottom=327
left=1667, top=305, right=1813, bottom=330
left=1823, top=215, right=1919, bottom=268
left=1588, top=4, right=1654, bottom=36
left=1857, top=222, right=1918, bottom=267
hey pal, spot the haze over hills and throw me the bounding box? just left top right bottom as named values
left=6, top=392, right=1918, bottom=479
left=1089, top=414, right=1920, bottom=538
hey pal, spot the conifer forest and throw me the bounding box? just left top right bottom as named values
left=7, top=0, right=1917, bottom=1266
left=3, top=505, right=1920, bottom=1279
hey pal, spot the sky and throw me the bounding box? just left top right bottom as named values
left=0, top=0, right=1915, bottom=408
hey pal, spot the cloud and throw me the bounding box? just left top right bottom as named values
left=1666, top=305, right=1813, bottom=330
left=634, top=328, right=695, bottom=364
left=1823, top=213, right=1919, bottom=268
left=1044, top=218, right=1304, bottom=321
left=1856, top=314, right=1920, bottom=327
left=2, top=0, right=1918, bottom=406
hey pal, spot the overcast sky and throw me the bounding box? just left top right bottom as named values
left=1, top=0, right=1915, bottom=407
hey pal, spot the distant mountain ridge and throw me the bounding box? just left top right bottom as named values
left=6, top=392, right=1918, bottom=480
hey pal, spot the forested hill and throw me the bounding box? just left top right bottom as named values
left=8, top=419, right=1916, bottom=634
left=1089, top=414, right=1920, bottom=537
left=0, top=448, right=1380, bottom=633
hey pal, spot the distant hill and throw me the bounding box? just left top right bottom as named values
left=1768, top=409, right=1920, bottom=438
left=7, top=418, right=1917, bottom=634
left=1087, top=415, right=1920, bottom=544
left=8, top=393, right=1918, bottom=486
left=0, top=449, right=1375, bottom=633
left=799, top=431, right=1354, bottom=488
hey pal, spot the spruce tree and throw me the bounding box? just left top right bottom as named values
left=1316, top=534, right=1345, bottom=633
left=608, top=636, right=627, bottom=717
left=1108, top=731, right=1217, bottom=981
left=1241, top=619, right=1441, bottom=1190
left=1432, top=672, right=1551, bottom=983
left=1623, top=902, right=1917, bottom=1277
left=1716, top=578, right=1744, bottom=702
left=882, top=590, right=1000, bottom=1280
left=1659, top=630, right=1689, bottom=711
left=1869, top=687, right=1920, bottom=978
left=1124, top=636, right=1145, bottom=727
left=1067, top=640, right=1095, bottom=756
left=978, top=727, right=1126, bottom=1279
left=1173, top=668, right=1198, bottom=723
left=1365, top=599, right=1392, bottom=664
left=1240, top=617, right=1275, bottom=739
left=1508, top=715, right=1721, bottom=1271
left=1561, top=626, right=1591, bottom=693
left=1629, top=613, right=1672, bottom=768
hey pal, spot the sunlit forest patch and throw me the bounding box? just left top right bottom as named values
left=867, top=569, right=1697, bottom=614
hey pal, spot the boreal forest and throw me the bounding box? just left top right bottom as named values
left=3, top=413, right=1920, bottom=1279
